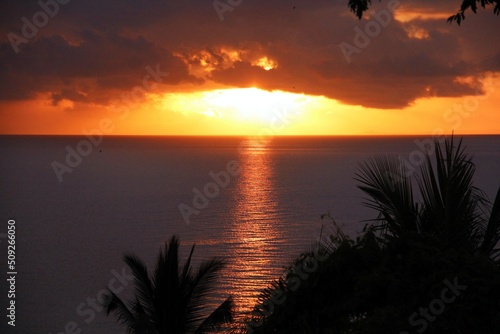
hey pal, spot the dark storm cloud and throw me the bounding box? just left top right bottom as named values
left=0, top=0, right=498, bottom=108
left=0, top=28, right=199, bottom=104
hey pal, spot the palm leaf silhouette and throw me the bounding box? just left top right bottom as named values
left=106, top=235, right=233, bottom=333
left=356, top=135, right=500, bottom=261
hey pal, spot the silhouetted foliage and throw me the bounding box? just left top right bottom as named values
left=245, top=228, right=500, bottom=333
left=355, top=136, right=500, bottom=261
left=347, top=0, right=500, bottom=25
left=245, top=136, right=500, bottom=333
left=105, top=235, right=233, bottom=334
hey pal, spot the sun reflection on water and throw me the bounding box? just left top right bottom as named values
left=222, top=137, right=285, bottom=324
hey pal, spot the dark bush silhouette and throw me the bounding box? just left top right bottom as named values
left=245, top=136, right=500, bottom=333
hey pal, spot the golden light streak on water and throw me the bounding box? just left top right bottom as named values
left=221, top=138, right=285, bottom=326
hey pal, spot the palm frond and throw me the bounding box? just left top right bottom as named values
left=105, top=290, right=136, bottom=333
left=153, top=236, right=184, bottom=332
left=355, top=154, right=418, bottom=236
left=481, top=187, right=500, bottom=260
left=124, top=254, right=157, bottom=322
left=107, top=235, right=234, bottom=333
left=130, top=299, right=157, bottom=334
left=194, top=296, right=234, bottom=334
left=181, top=244, right=196, bottom=283
left=417, top=141, right=444, bottom=234
left=186, top=258, right=227, bottom=330
left=418, top=136, right=487, bottom=251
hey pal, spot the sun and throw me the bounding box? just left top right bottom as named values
left=201, top=88, right=310, bottom=123
left=148, top=87, right=321, bottom=135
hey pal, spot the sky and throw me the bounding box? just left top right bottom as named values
left=0, top=0, right=499, bottom=135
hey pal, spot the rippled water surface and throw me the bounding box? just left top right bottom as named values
left=0, top=135, right=499, bottom=333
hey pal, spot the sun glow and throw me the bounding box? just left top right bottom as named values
left=155, top=88, right=312, bottom=125
left=202, top=88, right=309, bottom=122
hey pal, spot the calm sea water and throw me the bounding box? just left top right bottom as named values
left=0, top=135, right=499, bottom=333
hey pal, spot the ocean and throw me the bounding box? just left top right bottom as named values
left=0, top=135, right=499, bottom=333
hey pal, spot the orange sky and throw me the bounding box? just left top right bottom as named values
left=1, top=81, right=499, bottom=136
left=0, top=1, right=499, bottom=135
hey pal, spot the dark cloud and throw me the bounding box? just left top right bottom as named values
left=0, top=29, right=199, bottom=104
left=50, top=88, right=87, bottom=105
left=0, top=0, right=499, bottom=109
